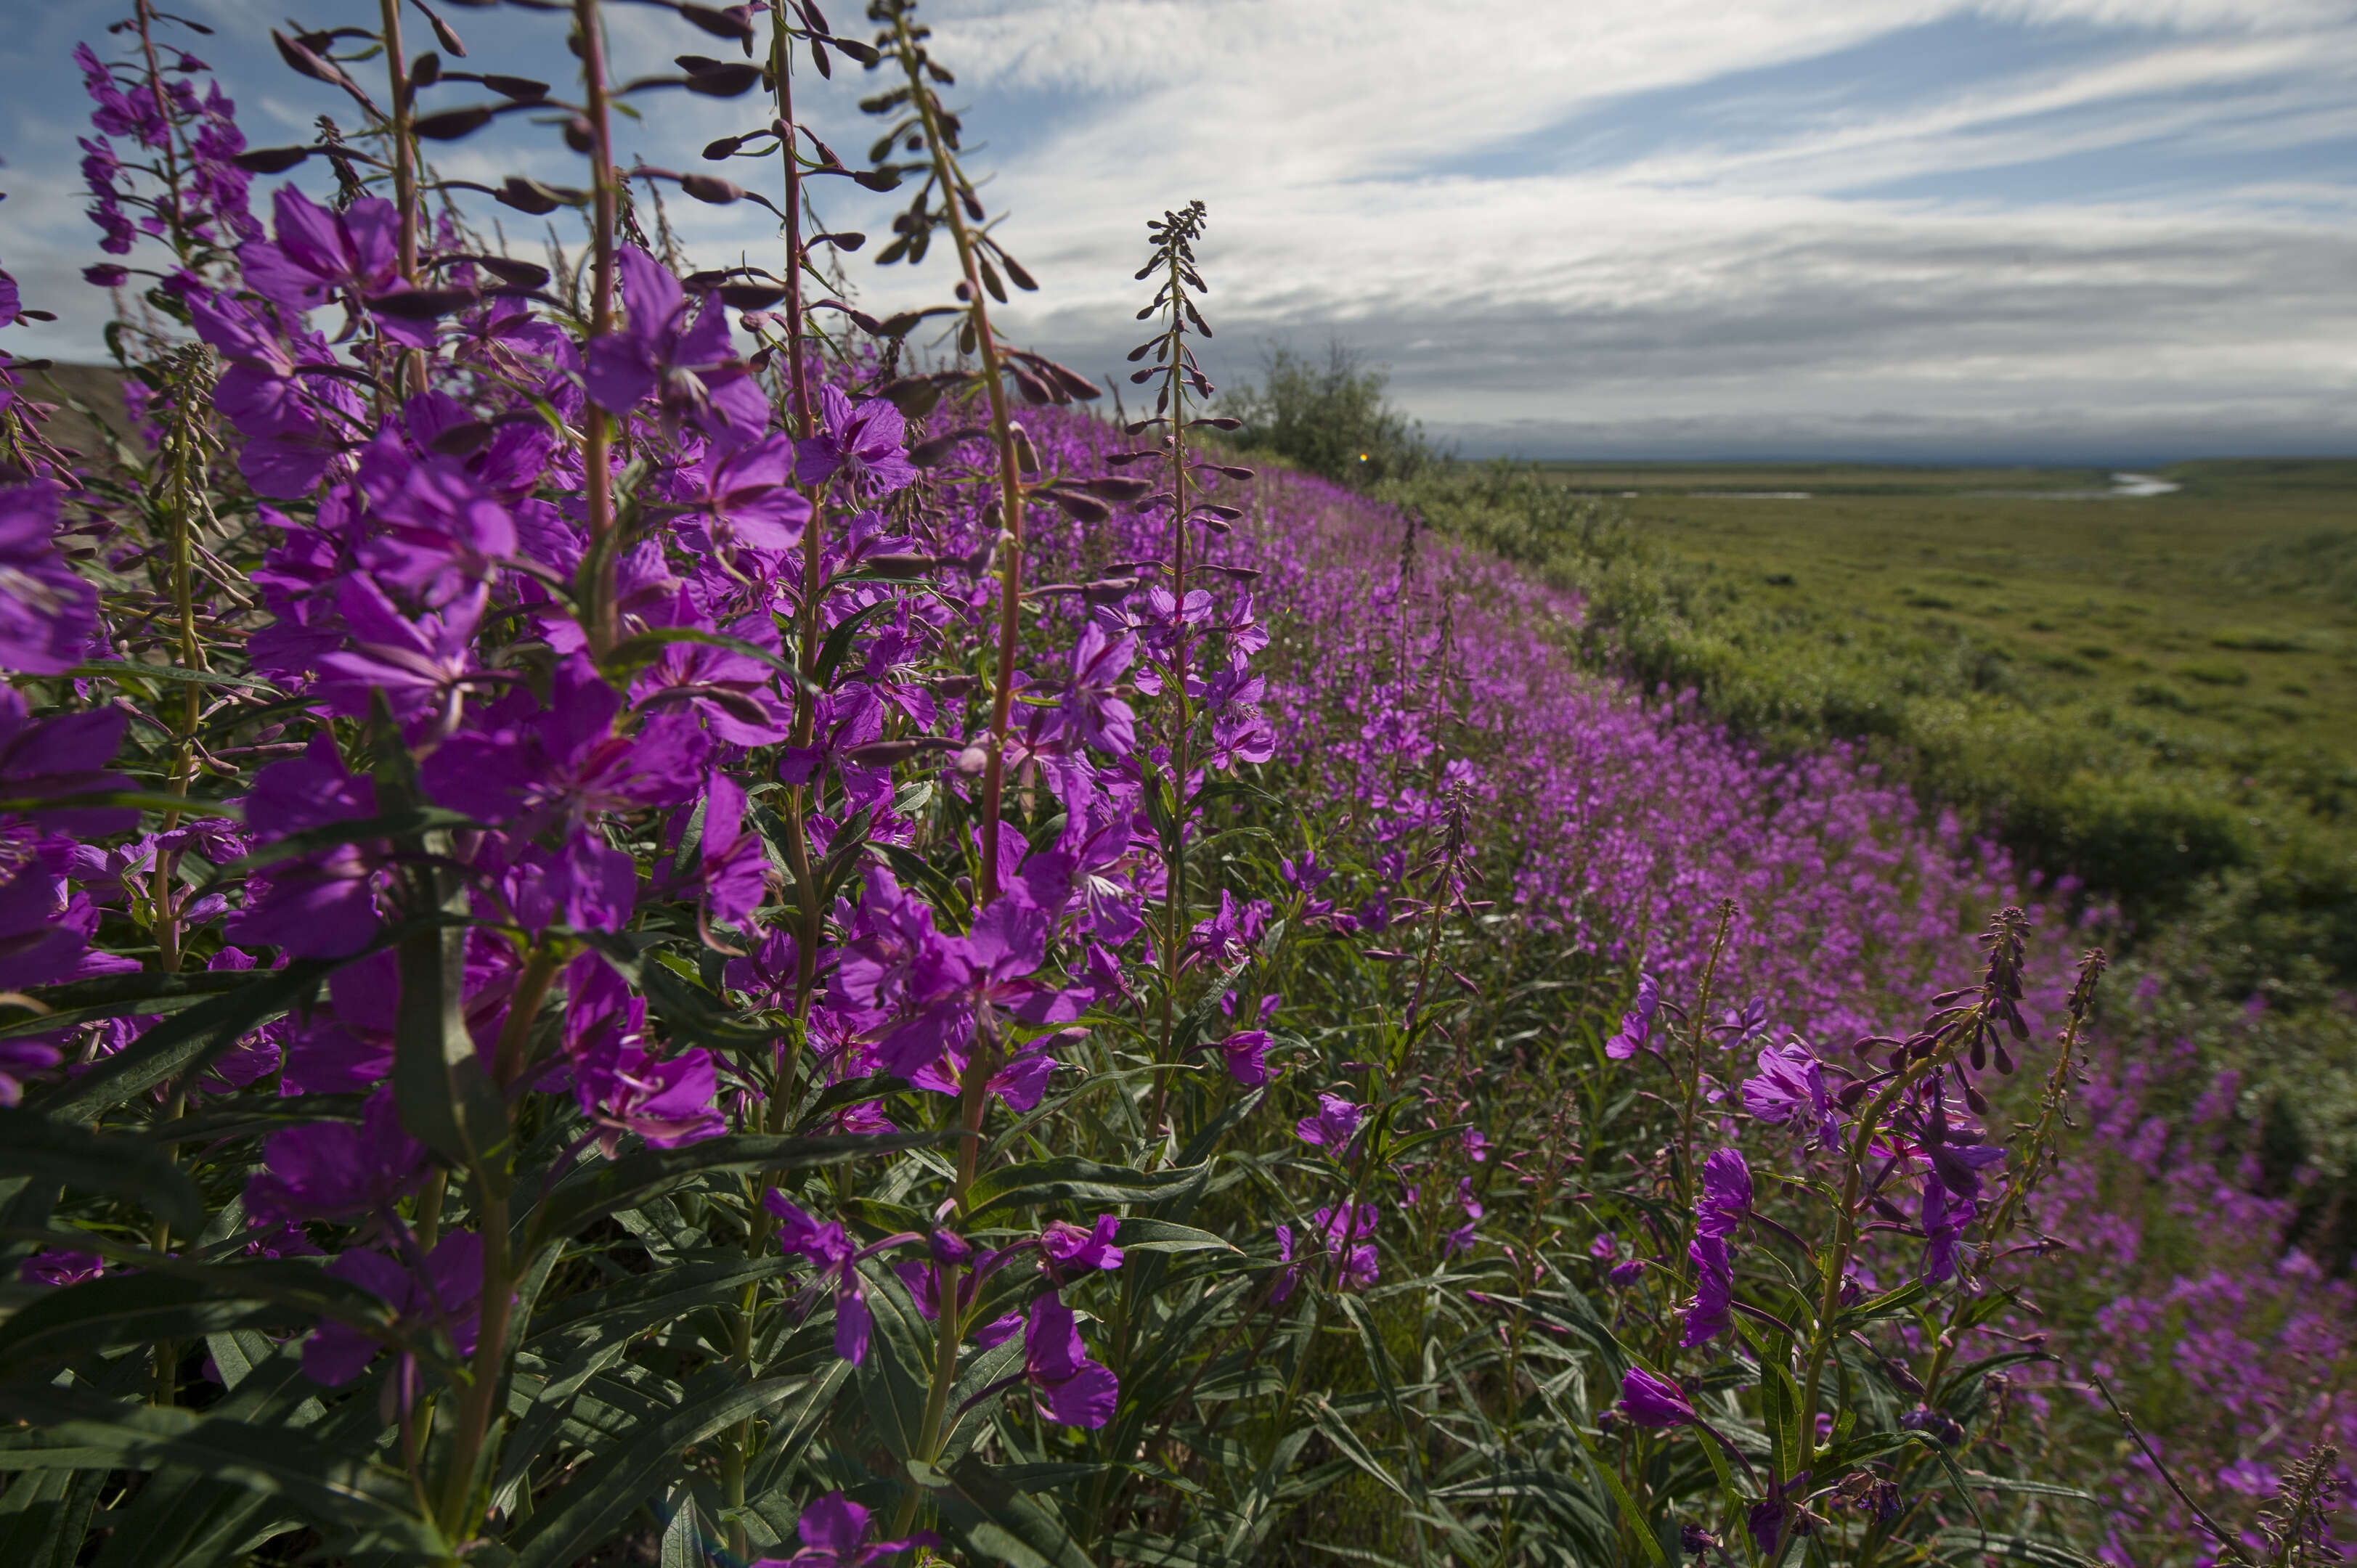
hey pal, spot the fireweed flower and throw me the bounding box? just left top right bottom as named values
left=751, top=1492, right=935, bottom=1568
left=1040, top=1215, right=1126, bottom=1282
left=302, top=1232, right=484, bottom=1387
left=224, top=734, right=388, bottom=959
left=1697, top=1148, right=1754, bottom=1238
left=1682, top=1230, right=1733, bottom=1348
left=19, top=1248, right=104, bottom=1286
left=572, top=1036, right=725, bottom=1157
left=0, top=1038, right=62, bottom=1106
left=674, top=430, right=812, bottom=557
left=1059, top=621, right=1139, bottom=758
left=764, top=1194, right=905, bottom=1365
left=1018, top=1293, right=1120, bottom=1429
left=243, top=1089, right=428, bottom=1228
left=1215, top=1028, right=1271, bottom=1087
left=1745, top=1038, right=1842, bottom=1148
left=1617, top=1367, right=1696, bottom=1429
left=1295, top=1092, right=1364, bottom=1152
left=584, top=247, right=769, bottom=450
left=0, top=482, right=99, bottom=675
left=240, top=186, right=434, bottom=348
left=423, top=655, right=709, bottom=836
left=794, top=383, right=918, bottom=496
left=1274, top=1202, right=1380, bottom=1302
left=1603, top=972, right=1658, bottom=1060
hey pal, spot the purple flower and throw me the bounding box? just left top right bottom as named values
left=224, top=734, right=387, bottom=958
left=0, top=1038, right=62, bottom=1107
left=0, top=482, right=99, bottom=675
left=423, top=655, right=709, bottom=836
left=1217, top=1028, right=1270, bottom=1087
left=1697, top=1147, right=1753, bottom=1238
left=1040, top=1215, right=1125, bottom=1283
left=1295, top=1091, right=1364, bottom=1151
left=1603, top=972, right=1658, bottom=1060
left=1059, top=621, right=1138, bottom=757
left=1743, top=1038, right=1841, bottom=1148
left=794, top=384, right=916, bottom=496
left=686, top=771, right=769, bottom=928
left=244, top=1088, right=428, bottom=1228
left=574, top=1037, right=725, bottom=1157
left=1274, top=1202, right=1380, bottom=1302
left=1020, top=1293, right=1119, bottom=1429
left=239, top=186, right=417, bottom=335
left=1921, top=1175, right=1977, bottom=1285
left=278, top=951, right=396, bottom=1096
left=302, top=1232, right=483, bottom=1386
left=750, top=1492, right=935, bottom=1568
left=1617, top=1367, right=1696, bottom=1428
left=0, top=685, right=134, bottom=835
left=20, top=1246, right=105, bottom=1286
left=675, top=431, right=810, bottom=555
left=1680, top=1230, right=1732, bottom=1348
left=0, top=833, right=105, bottom=992
left=765, top=1193, right=872, bottom=1364
left=584, top=247, right=769, bottom=449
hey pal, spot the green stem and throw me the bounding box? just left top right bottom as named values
left=574, top=0, right=619, bottom=656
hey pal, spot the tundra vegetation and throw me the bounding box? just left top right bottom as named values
left=0, top=3, right=2346, bottom=1565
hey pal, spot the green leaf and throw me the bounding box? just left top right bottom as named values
left=1114, top=1217, right=1239, bottom=1256
left=65, top=662, right=279, bottom=693
left=0, top=971, right=251, bottom=1041
left=1569, top=1425, right=1666, bottom=1568
left=0, top=1384, right=443, bottom=1553
left=1833, top=1278, right=1926, bottom=1331
left=532, top=1131, right=940, bottom=1241
left=0, top=1466, right=105, bottom=1567
left=0, top=789, right=240, bottom=819
left=812, top=601, right=894, bottom=690
left=504, top=1373, right=805, bottom=1568
left=855, top=1267, right=933, bottom=1463
left=916, top=1455, right=1098, bottom=1568
left=0, top=1260, right=401, bottom=1368
left=966, top=1157, right=1209, bottom=1223
left=0, top=1106, right=201, bottom=1234
left=393, top=894, right=510, bottom=1188
left=28, top=959, right=344, bottom=1120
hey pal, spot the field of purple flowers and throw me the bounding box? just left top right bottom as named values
left=0, top=2, right=2345, bottom=1564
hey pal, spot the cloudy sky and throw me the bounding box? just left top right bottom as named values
left=4, top=0, right=2353, bottom=460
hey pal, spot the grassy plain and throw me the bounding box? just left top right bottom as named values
left=1536, top=457, right=2357, bottom=785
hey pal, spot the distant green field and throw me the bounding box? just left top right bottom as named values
left=1534, top=457, right=2357, bottom=779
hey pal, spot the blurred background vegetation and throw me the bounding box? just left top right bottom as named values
left=1216, top=350, right=2357, bottom=1254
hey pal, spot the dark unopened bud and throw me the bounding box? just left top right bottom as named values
left=1009, top=364, right=1059, bottom=405
left=932, top=675, right=980, bottom=700
left=1204, top=565, right=1262, bottom=582
left=909, top=427, right=988, bottom=467
left=1079, top=476, right=1151, bottom=502
left=415, top=105, right=496, bottom=140
left=1201, top=462, right=1255, bottom=481
left=1836, top=1079, right=1870, bottom=1110
left=1080, top=576, right=1138, bottom=605
left=842, top=738, right=953, bottom=768
left=680, top=60, right=763, bottom=96
left=1993, top=1041, right=2015, bottom=1074
left=954, top=745, right=988, bottom=776
left=234, top=144, right=314, bottom=174
left=1039, top=488, right=1109, bottom=525
left=473, top=255, right=551, bottom=289
left=1187, top=415, right=1243, bottom=430
left=717, top=282, right=786, bottom=310
left=680, top=173, right=746, bottom=204
left=703, top=134, right=745, bottom=160
left=1008, top=424, right=1041, bottom=475
left=678, top=1, right=757, bottom=42
left=481, top=74, right=548, bottom=101
left=562, top=116, right=595, bottom=153
left=1962, top=1082, right=1990, bottom=1116
left=365, top=286, right=479, bottom=320
left=863, top=553, right=933, bottom=580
